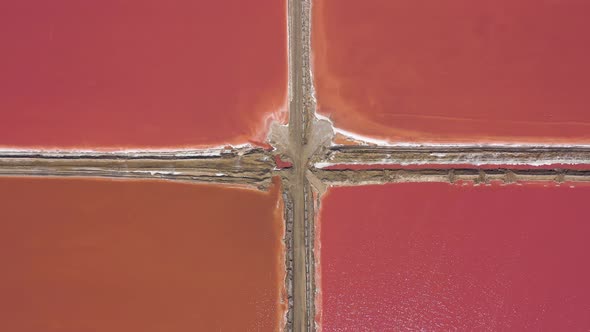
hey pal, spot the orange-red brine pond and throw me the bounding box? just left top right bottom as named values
left=318, top=183, right=590, bottom=330
left=313, top=0, right=590, bottom=143
left=0, top=0, right=287, bottom=148
left=0, top=177, right=286, bottom=331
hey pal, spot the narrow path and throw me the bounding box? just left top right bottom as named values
left=287, top=0, right=310, bottom=329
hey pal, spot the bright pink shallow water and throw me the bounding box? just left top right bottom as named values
left=0, top=0, right=286, bottom=148
left=320, top=183, right=590, bottom=330
left=313, top=0, right=590, bottom=143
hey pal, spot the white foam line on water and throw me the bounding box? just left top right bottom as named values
left=0, top=143, right=257, bottom=157
left=314, top=159, right=585, bottom=169
left=314, top=113, right=590, bottom=149
left=131, top=170, right=183, bottom=176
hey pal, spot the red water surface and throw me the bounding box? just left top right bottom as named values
left=313, top=1, right=590, bottom=143
left=0, top=177, right=286, bottom=331
left=0, top=0, right=286, bottom=149
left=319, top=183, right=590, bottom=330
